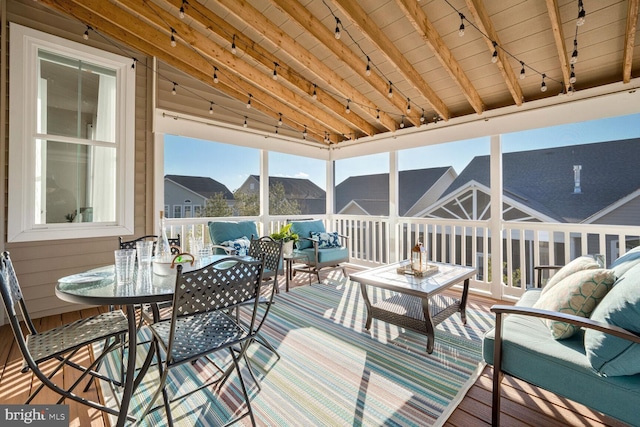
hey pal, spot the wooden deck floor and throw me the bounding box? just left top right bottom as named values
left=0, top=268, right=628, bottom=427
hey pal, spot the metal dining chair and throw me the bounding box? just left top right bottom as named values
left=140, top=256, right=265, bottom=427
left=0, top=251, right=132, bottom=421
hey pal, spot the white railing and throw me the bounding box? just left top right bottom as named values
left=166, top=215, right=640, bottom=301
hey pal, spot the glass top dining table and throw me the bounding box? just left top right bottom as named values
left=55, top=255, right=232, bottom=427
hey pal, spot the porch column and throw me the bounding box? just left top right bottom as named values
left=489, top=135, right=503, bottom=299
left=260, top=150, right=269, bottom=236
left=389, top=151, right=399, bottom=263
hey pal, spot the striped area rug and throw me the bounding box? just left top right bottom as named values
left=101, top=273, right=493, bottom=426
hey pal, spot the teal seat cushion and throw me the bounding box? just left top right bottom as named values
left=208, top=221, right=258, bottom=245
left=290, top=220, right=325, bottom=250
left=585, top=262, right=640, bottom=376
left=298, top=246, right=348, bottom=265
left=483, top=289, right=640, bottom=426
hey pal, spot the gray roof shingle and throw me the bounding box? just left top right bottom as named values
left=165, top=175, right=234, bottom=199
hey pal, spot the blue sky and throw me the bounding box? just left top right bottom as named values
left=165, top=113, right=640, bottom=192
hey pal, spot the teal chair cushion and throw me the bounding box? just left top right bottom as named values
left=290, top=220, right=325, bottom=250
left=208, top=221, right=258, bottom=244
left=585, top=261, right=640, bottom=376
left=298, top=246, right=348, bottom=264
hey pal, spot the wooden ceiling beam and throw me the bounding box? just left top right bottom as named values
left=395, top=0, right=485, bottom=115
left=623, top=0, right=639, bottom=84
left=465, top=0, right=524, bottom=106
left=545, top=0, right=571, bottom=91
left=214, top=0, right=397, bottom=133
left=157, top=0, right=376, bottom=138
left=332, top=0, right=450, bottom=121
left=38, top=0, right=332, bottom=144
left=113, top=0, right=356, bottom=139
left=268, top=0, right=422, bottom=127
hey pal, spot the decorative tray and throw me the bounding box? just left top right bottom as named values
left=396, top=263, right=439, bottom=277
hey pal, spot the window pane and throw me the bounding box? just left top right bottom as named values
left=38, top=50, right=116, bottom=142
left=38, top=140, right=116, bottom=224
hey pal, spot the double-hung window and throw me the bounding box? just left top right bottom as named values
left=8, top=24, right=135, bottom=242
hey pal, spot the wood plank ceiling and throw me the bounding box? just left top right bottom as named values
left=37, top=0, right=640, bottom=146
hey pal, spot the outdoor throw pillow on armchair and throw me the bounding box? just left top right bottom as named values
left=207, top=220, right=258, bottom=256
left=289, top=219, right=349, bottom=282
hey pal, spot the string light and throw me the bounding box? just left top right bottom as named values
left=519, top=62, right=526, bottom=80
left=420, top=109, right=425, bottom=123
left=388, top=81, right=393, bottom=98
left=231, top=35, right=237, bottom=55
left=275, top=126, right=279, bottom=134
left=83, top=26, right=91, bottom=40
left=576, top=0, right=586, bottom=26
left=376, top=109, right=381, bottom=123
left=540, top=74, right=547, bottom=92
left=303, top=125, right=308, bottom=139
left=209, top=102, right=214, bottom=114
left=312, top=84, right=317, bottom=100
left=170, top=28, right=177, bottom=47
left=246, top=94, right=252, bottom=108
left=345, top=100, right=351, bottom=114
left=213, top=67, right=219, bottom=83
left=400, top=115, right=405, bottom=129
left=179, top=0, right=186, bottom=19
left=272, top=63, right=278, bottom=80
left=458, top=13, right=465, bottom=37
left=171, top=82, right=177, bottom=95
left=571, top=39, right=578, bottom=64
left=131, top=58, right=136, bottom=70
left=491, top=41, right=498, bottom=63
left=567, top=85, right=575, bottom=96
left=334, top=17, right=341, bottom=40
left=569, top=64, right=577, bottom=84
left=365, top=57, right=371, bottom=76
left=406, top=98, right=411, bottom=114
left=243, top=117, right=248, bottom=128
left=278, top=113, right=283, bottom=126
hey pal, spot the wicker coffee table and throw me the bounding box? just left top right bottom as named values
left=351, top=261, right=476, bottom=354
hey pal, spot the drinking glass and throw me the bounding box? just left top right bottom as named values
left=114, top=249, right=136, bottom=285
left=136, top=241, right=154, bottom=268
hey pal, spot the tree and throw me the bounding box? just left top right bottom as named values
left=233, top=189, right=259, bottom=216
left=269, top=182, right=301, bottom=215
left=200, top=192, right=232, bottom=217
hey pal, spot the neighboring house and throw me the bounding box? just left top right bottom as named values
left=418, top=138, right=640, bottom=273
left=335, top=167, right=456, bottom=216
left=236, top=175, right=326, bottom=215
left=420, top=138, right=640, bottom=225
left=164, top=175, right=234, bottom=218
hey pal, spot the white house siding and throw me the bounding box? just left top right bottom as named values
left=1, top=0, right=152, bottom=320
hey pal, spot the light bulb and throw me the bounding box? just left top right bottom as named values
left=541, top=81, right=547, bottom=92
left=366, top=63, right=371, bottom=76
left=83, top=29, right=89, bottom=40
left=171, top=84, right=176, bottom=95
left=520, top=64, right=526, bottom=80
left=459, top=23, right=465, bottom=37
left=213, top=71, right=218, bottom=83
left=170, top=34, right=177, bottom=47
left=571, top=50, right=578, bottom=64
left=577, top=10, right=585, bottom=26
left=388, top=84, right=393, bottom=98
left=278, top=114, right=283, bottom=126
left=345, top=102, right=350, bottom=114
left=491, top=50, right=498, bottom=63
left=209, top=103, right=214, bottom=114
left=312, top=85, right=317, bottom=100
left=179, top=7, right=185, bottom=19
left=376, top=110, right=380, bottom=123
left=569, top=72, right=576, bottom=84
left=243, top=118, right=248, bottom=128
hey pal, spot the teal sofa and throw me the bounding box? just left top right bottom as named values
left=483, top=248, right=640, bottom=427
left=289, top=219, right=349, bottom=282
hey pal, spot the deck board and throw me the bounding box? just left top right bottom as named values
left=0, top=269, right=629, bottom=427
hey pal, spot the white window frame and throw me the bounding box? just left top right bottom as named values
left=8, top=24, right=135, bottom=242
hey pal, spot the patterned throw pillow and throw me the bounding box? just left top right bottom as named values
left=541, top=255, right=600, bottom=295
left=221, top=236, right=251, bottom=256
left=533, top=268, right=616, bottom=339
left=310, top=231, right=341, bottom=248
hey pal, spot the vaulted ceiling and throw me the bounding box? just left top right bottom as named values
left=38, top=0, right=640, bottom=147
